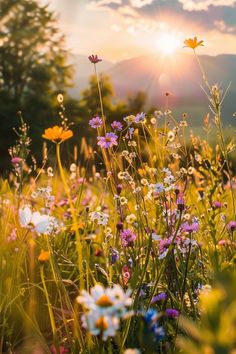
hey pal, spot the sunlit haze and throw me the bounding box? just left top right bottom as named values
left=41, top=0, right=236, bottom=62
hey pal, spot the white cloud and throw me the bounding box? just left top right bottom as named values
left=129, top=0, right=154, bottom=8
left=179, top=0, right=236, bottom=11
left=214, top=20, right=236, bottom=33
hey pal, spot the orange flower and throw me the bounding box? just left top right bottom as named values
left=38, top=250, right=50, bottom=263
left=42, top=126, right=73, bottom=143
left=184, top=37, right=204, bottom=49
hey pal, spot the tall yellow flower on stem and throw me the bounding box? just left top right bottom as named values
left=42, top=125, right=73, bottom=143
left=184, top=36, right=204, bottom=50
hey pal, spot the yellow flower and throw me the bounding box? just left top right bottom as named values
left=38, top=250, right=50, bottom=263
left=42, top=126, right=73, bottom=143
left=184, top=37, right=204, bottom=49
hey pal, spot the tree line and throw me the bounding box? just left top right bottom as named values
left=0, top=0, right=147, bottom=171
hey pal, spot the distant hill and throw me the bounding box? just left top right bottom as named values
left=70, top=53, right=236, bottom=126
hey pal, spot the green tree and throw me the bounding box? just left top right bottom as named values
left=0, top=0, right=73, bottom=170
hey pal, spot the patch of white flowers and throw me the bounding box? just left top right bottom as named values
left=77, top=284, right=132, bottom=341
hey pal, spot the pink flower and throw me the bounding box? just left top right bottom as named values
left=89, top=116, right=103, bottom=128
left=227, top=221, right=236, bottom=231
left=120, top=229, right=136, bottom=247
left=11, top=157, right=23, bottom=164
left=88, top=54, right=102, bottom=64
left=97, top=132, right=118, bottom=149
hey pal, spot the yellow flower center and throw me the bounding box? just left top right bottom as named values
left=96, top=294, right=113, bottom=307
left=95, top=316, right=108, bottom=330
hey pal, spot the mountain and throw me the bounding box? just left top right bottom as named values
left=70, top=53, right=236, bottom=125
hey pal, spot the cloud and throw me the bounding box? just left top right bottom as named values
left=179, top=0, right=236, bottom=11
left=214, top=20, right=236, bottom=33
left=129, top=0, right=154, bottom=8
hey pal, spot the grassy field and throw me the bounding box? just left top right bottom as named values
left=0, top=40, right=236, bottom=354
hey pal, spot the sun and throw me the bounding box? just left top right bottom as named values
left=156, top=32, right=181, bottom=56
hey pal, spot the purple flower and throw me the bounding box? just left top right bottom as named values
left=165, top=308, right=179, bottom=318
left=177, top=193, right=185, bottom=211
left=89, top=116, right=103, bottom=128
left=151, top=292, right=167, bottom=303
left=181, top=221, right=199, bottom=233
left=88, top=54, right=102, bottom=64
left=212, top=201, right=222, bottom=209
left=97, top=132, right=118, bottom=149
left=111, top=120, right=123, bottom=131
left=134, top=112, right=146, bottom=123
left=120, top=229, right=136, bottom=247
left=110, top=248, right=119, bottom=264
left=227, top=221, right=236, bottom=232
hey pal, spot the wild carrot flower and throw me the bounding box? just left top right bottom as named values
left=120, top=229, right=136, bottom=247
left=184, top=37, right=204, bottom=49
left=89, top=116, right=103, bottom=128
left=42, top=126, right=73, bottom=143
left=88, top=54, right=102, bottom=64
left=111, top=120, right=123, bottom=131
left=97, top=132, right=118, bottom=148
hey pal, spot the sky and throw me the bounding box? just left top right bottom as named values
left=43, top=0, right=236, bottom=62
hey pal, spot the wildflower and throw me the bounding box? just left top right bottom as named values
left=97, top=132, right=118, bottom=149
left=153, top=183, right=164, bottom=193
left=184, top=37, right=204, bottom=49
left=151, top=292, right=167, bottom=303
left=120, top=196, right=128, bottom=205
left=134, top=112, right=146, bottom=123
left=124, top=350, right=141, bottom=354
left=11, top=157, right=23, bottom=165
left=38, top=250, right=50, bottom=263
left=126, top=214, right=136, bottom=224
left=70, top=163, right=77, bottom=172
left=89, top=116, right=103, bottom=128
left=7, top=228, right=17, bottom=242
left=111, top=120, right=123, bottom=131
left=19, top=206, right=53, bottom=235
left=77, top=284, right=132, bottom=340
left=144, top=309, right=165, bottom=342
left=90, top=211, right=109, bottom=225
left=182, top=221, right=199, bottom=233
left=165, top=308, right=179, bottom=318
left=212, top=201, right=222, bottom=209
left=124, top=115, right=135, bottom=125
left=122, top=265, right=132, bottom=285
left=227, top=221, right=236, bottom=231
left=110, top=247, right=119, bottom=264
left=188, top=166, right=195, bottom=175
left=151, top=117, right=157, bottom=124
left=120, top=229, right=136, bottom=247
left=152, top=232, right=161, bottom=241
left=42, top=126, right=73, bottom=143
left=167, top=131, right=175, bottom=142
left=88, top=54, right=102, bottom=64
left=177, top=194, right=185, bottom=211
